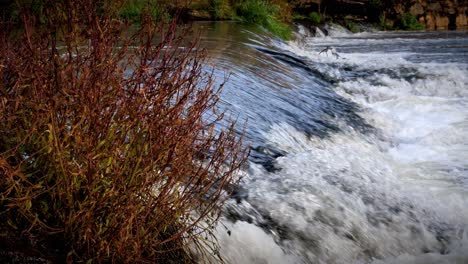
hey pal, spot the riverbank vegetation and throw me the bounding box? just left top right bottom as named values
left=233, top=0, right=292, bottom=39
left=0, top=0, right=247, bottom=262
left=398, top=13, right=425, bottom=30
left=292, top=11, right=321, bottom=24
left=118, top=0, right=166, bottom=22
left=209, top=0, right=234, bottom=20
left=3, top=0, right=427, bottom=41
left=122, top=0, right=294, bottom=39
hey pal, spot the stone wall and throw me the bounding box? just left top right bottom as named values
left=290, top=0, right=467, bottom=30
left=404, top=0, right=467, bottom=30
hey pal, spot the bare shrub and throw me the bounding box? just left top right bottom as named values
left=0, top=0, right=247, bottom=262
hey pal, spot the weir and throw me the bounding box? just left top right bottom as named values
left=197, top=22, right=468, bottom=263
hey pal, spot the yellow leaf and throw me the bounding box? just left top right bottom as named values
left=105, top=157, right=113, bottom=173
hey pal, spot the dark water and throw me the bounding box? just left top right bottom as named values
left=194, top=22, right=468, bottom=264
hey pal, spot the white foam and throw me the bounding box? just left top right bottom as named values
left=372, top=232, right=468, bottom=264
left=323, top=23, right=353, bottom=37
left=218, top=29, right=468, bottom=263
left=213, top=219, right=299, bottom=264
left=315, top=27, right=326, bottom=38
left=245, top=123, right=468, bottom=263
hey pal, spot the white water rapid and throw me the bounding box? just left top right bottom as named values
left=199, top=23, right=468, bottom=264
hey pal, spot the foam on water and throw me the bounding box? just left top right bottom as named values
left=212, top=28, right=468, bottom=263
left=322, top=24, right=353, bottom=38
left=213, top=219, right=299, bottom=264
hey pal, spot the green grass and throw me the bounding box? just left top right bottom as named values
left=234, top=0, right=292, bottom=39
left=118, top=0, right=165, bottom=22
left=234, top=0, right=292, bottom=40
left=292, top=13, right=307, bottom=20
left=292, top=11, right=322, bottom=25
left=210, top=0, right=234, bottom=20
left=345, top=19, right=359, bottom=33
left=399, top=13, right=424, bottom=30
left=266, top=17, right=293, bottom=40
left=308, top=12, right=321, bottom=24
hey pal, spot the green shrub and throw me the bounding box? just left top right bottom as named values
left=266, top=16, right=293, bottom=40
left=210, top=0, right=234, bottom=20
left=235, top=0, right=271, bottom=25
left=0, top=0, right=247, bottom=262
left=292, top=11, right=322, bottom=25
left=379, top=14, right=389, bottom=29
left=308, top=11, right=321, bottom=24
left=234, top=0, right=292, bottom=40
left=292, top=12, right=307, bottom=20
left=119, top=0, right=165, bottom=22
left=345, top=19, right=359, bottom=33
left=368, top=0, right=395, bottom=22
left=399, top=13, right=424, bottom=30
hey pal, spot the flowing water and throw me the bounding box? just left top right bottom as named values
left=196, top=22, right=468, bottom=264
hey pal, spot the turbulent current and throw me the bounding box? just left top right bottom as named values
left=197, top=22, right=468, bottom=264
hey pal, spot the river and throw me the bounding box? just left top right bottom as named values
left=195, top=22, right=468, bottom=264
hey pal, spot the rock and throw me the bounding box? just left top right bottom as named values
left=418, top=16, right=425, bottom=25
left=383, top=0, right=468, bottom=30
left=427, top=2, right=442, bottom=12
left=393, top=2, right=405, bottom=14
left=409, top=3, right=424, bottom=16
left=443, top=0, right=456, bottom=14
left=188, top=9, right=212, bottom=20
left=435, top=16, right=450, bottom=30
left=424, top=14, right=436, bottom=30
left=456, top=12, right=468, bottom=29
left=384, top=18, right=395, bottom=29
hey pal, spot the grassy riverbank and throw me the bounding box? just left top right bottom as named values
left=232, top=0, right=292, bottom=39
left=2, top=0, right=431, bottom=41
left=116, top=0, right=427, bottom=40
